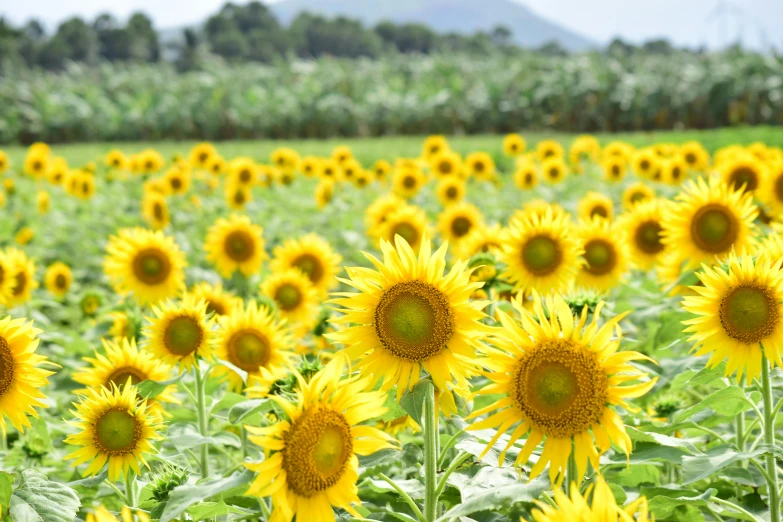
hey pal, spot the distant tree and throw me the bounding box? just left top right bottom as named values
left=375, top=22, right=437, bottom=53
left=490, top=25, right=513, bottom=48
left=641, top=38, right=674, bottom=55
left=538, top=40, right=568, bottom=57
left=54, top=17, right=99, bottom=64
left=607, top=37, right=635, bottom=57
left=127, top=13, right=159, bottom=61
left=211, top=30, right=249, bottom=59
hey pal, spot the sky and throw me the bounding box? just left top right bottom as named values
left=1, top=0, right=780, bottom=50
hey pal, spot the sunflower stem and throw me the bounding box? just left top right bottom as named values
left=423, top=381, right=438, bottom=522
left=761, top=353, right=780, bottom=522
left=565, top=442, right=578, bottom=496
left=124, top=470, right=136, bottom=508
left=736, top=410, right=746, bottom=452
left=194, top=362, right=211, bottom=479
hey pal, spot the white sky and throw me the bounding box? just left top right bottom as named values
left=1, top=0, right=780, bottom=50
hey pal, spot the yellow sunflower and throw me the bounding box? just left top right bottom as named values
left=144, top=296, right=214, bottom=370
left=331, top=145, right=353, bottom=166
left=47, top=157, right=68, bottom=185
left=270, top=234, right=342, bottom=295
left=536, top=140, right=564, bottom=162
left=661, top=175, right=758, bottom=269
left=720, top=155, right=767, bottom=194
left=4, top=248, right=37, bottom=308
left=0, top=317, right=56, bottom=433
left=467, top=293, right=656, bottom=485
left=680, top=141, right=710, bottom=172
left=204, top=214, right=266, bottom=278
left=24, top=150, right=49, bottom=179
left=260, top=269, right=320, bottom=332
left=392, top=166, right=427, bottom=199
left=214, top=300, right=294, bottom=393
left=365, top=195, right=406, bottom=237
left=577, top=192, right=614, bottom=222
left=575, top=217, right=631, bottom=291
left=454, top=223, right=507, bottom=260
left=617, top=199, right=667, bottom=270
left=500, top=209, right=583, bottom=293
left=621, top=182, right=655, bottom=210
left=465, top=152, right=496, bottom=181
left=422, top=135, right=449, bottom=160
left=375, top=204, right=430, bottom=252
left=514, top=160, right=539, bottom=190
left=185, top=282, right=241, bottom=317
left=65, top=384, right=163, bottom=481
left=37, top=190, right=50, bottom=214
left=352, top=169, right=372, bottom=189
left=0, top=251, right=16, bottom=306
left=602, top=141, right=633, bottom=162
left=632, top=149, right=660, bottom=180
left=340, top=158, right=362, bottom=182
left=104, top=228, right=186, bottom=305
left=662, top=157, right=688, bottom=185
left=541, top=157, right=568, bottom=184
left=139, top=149, right=164, bottom=174
left=163, top=167, right=190, bottom=196
left=683, top=254, right=783, bottom=384
left=206, top=155, right=226, bottom=176
left=503, top=133, right=526, bottom=157
left=141, top=192, right=170, bottom=230
left=371, top=159, right=392, bottom=182
left=105, top=150, right=128, bottom=170
left=86, top=505, right=150, bottom=522
left=44, top=261, right=72, bottom=298
left=436, top=177, right=466, bottom=206
left=189, top=142, right=216, bottom=169
left=430, top=151, right=463, bottom=180
left=320, top=159, right=341, bottom=181
left=602, top=156, right=627, bottom=182
left=300, top=156, right=322, bottom=178
left=15, top=227, right=34, bottom=245
left=0, top=151, right=10, bottom=174
left=245, top=355, right=395, bottom=521
left=761, top=163, right=783, bottom=217
left=328, top=235, right=488, bottom=402
left=437, top=202, right=484, bottom=245
left=224, top=183, right=252, bottom=210
left=315, top=179, right=334, bottom=210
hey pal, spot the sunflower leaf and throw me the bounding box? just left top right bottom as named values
left=227, top=398, right=273, bottom=424
left=137, top=374, right=182, bottom=400
left=9, top=470, right=80, bottom=522
left=682, top=444, right=783, bottom=485
left=159, top=469, right=255, bottom=522
left=675, top=385, right=753, bottom=422
left=400, top=379, right=433, bottom=425
left=435, top=477, right=548, bottom=521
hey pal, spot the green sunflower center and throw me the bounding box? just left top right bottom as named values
left=229, top=330, right=270, bottom=372
left=375, top=280, right=454, bottom=362
left=107, top=366, right=148, bottom=389
left=224, top=230, right=255, bottom=262
left=164, top=316, right=203, bottom=356
left=0, top=337, right=15, bottom=397
left=293, top=253, right=324, bottom=284
left=635, top=221, right=664, bottom=254
left=719, top=284, right=779, bottom=344
left=391, top=222, right=420, bottom=247
left=283, top=407, right=352, bottom=498
left=450, top=216, right=473, bottom=238
left=275, top=283, right=303, bottom=311
left=132, top=248, right=172, bottom=285
left=583, top=239, right=617, bottom=276
left=522, top=235, right=561, bottom=276
left=94, top=408, right=140, bottom=454
left=55, top=274, right=68, bottom=289
left=691, top=204, right=738, bottom=253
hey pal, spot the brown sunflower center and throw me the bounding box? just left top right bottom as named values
left=170, top=177, right=182, bottom=190
left=163, top=316, right=203, bottom=356
left=224, top=230, right=255, bottom=262
left=275, top=283, right=302, bottom=311
left=640, top=159, right=650, bottom=171
left=474, top=161, right=485, bottom=172
left=590, top=205, right=608, bottom=219
left=293, top=253, right=324, bottom=285
left=55, top=273, right=68, bottom=289
left=685, top=152, right=697, bottom=165
left=391, top=222, right=420, bottom=247
left=283, top=407, right=353, bottom=498
left=690, top=204, right=738, bottom=253
left=240, top=169, right=251, bottom=183
left=403, top=175, right=416, bottom=189
left=728, top=167, right=758, bottom=192
left=0, top=337, right=14, bottom=397
left=522, top=235, right=561, bottom=276
left=511, top=338, right=608, bottom=438
left=548, top=167, right=559, bottom=179
left=153, top=202, right=165, bottom=220
left=13, top=271, right=27, bottom=297
left=611, top=165, right=621, bottom=177
left=438, top=160, right=452, bottom=175
left=524, top=173, right=533, bottom=184
left=228, top=330, right=270, bottom=372
left=630, top=190, right=648, bottom=204
left=206, top=299, right=227, bottom=316
left=635, top=221, right=664, bottom=254
left=132, top=248, right=172, bottom=285
left=583, top=239, right=617, bottom=276
left=374, top=280, right=454, bottom=362
left=107, top=366, right=148, bottom=389
left=719, top=284, right=779, bottom=344
left=234, top=191, right=246, bottom=205
left=774, top=174, right=783, bottom=203
left=198, top=152, right=208, bottom=163
left=450, top=216, right=473, bottom=238
left=94, top=408, right=141, bottom=455
left=445, top=186, right=458, bottom=199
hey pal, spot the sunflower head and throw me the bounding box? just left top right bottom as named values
left=189, top=142, right=216, bottom=169
left=577, top=192, right=614, bottom=222
left=44, top=261, right=73, bottom=299
left=503, top=133, right=526, bottom=157
left=422, top=135, right=449, bottom=160
left=392, top=166, right=427, bottom=199
left=144, top=296, right=214, bottom=370
left=576, top=217, right=630, bottom=291
left=437, top=202, right=484, bottom=244
left=4, top=248, right=38, bottom=308
left=622, top=182, right=655, bottom=211
left=465, top=151, right=496, bottom=180
left=541, top=157, right=568, bottom=184
left=536, top=140, right=564, bottom=163
left=617, top=198, right=667, bottom=270
left=375, top=204, right=430, bottom=253
left=436, top=177, right=466, bottom=206
left=260, top=268, right=320, bottom=332
left=204, top=214, right=266, bottom=278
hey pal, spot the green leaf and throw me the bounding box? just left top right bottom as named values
left=367, top=479, right=425, bottom=500
left=0, top=472, right=13, bottom=519
left=137, top=374, right=182, bottom=400
left=645, top=487, right=716, bottom=518
left=228, top=399, right=273, bottom=425
left=9, top=470, right=80, bottom=522
left=380, top=390, right=410, bottom=422
left=67, top=469, right=108, bottom=488
left=683, top=444, right=783, bottom=485
left=675, top=386, right=753, bottom=422
left=167, top=425, right=242, bottom=450
left=210, top=392, right=249, bottom=415
left=400, top=379, right=433, bottom=425
left=436, top=477, right=548, bottom=521
left=627, top=427, right=702, bottom=455
left=160, top=470, right=254, bottom=522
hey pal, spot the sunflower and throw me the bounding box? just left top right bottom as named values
left=105, top=150, right=128, bottom=170
left=500, top=208, right=583, bottom=293
left=0, top=317, right=56, bottom=433
left=422, top=135, right=449, bottom=160
left=260, top=269, right=320, bottom=331
left=455, top=223, right=507, bottom=260
left=245, top=355, right=395, bottom=521
left=375, top=204, right=430, bottom=252
left=207, top=155, right=227, bottom=176
left=371, top=159, right=392, bottom=182
left=0, top=151, right=9, bottom=174
left=465, top=152, right=496, bottom=181
left=503, top=133, right=526, bottom=157
left=214, top=300, right=294, bottom=392
left=541, top=157, right=568, bottom=184
left=602, top=141, right=633, bottom=162
left=577, top=192, right=614, bottom=222
left=621, top=182, right=655, bottom=210
left=44, top=261, right=72, bottom=298
left=185, top=282, right=241, bottom=317
left=141, top=192, right=170, bottom=230
left=436, top=177, right=466, bottom=206
left=365, top=195, right=406, bottom=236
left=328, top=235, right=488, bottom=403
left=86, top=505, right=150, bottom=522
left=340, top=158, right=362, bottom=182
left=392, top=166, right=427, bottom=199
left=575, top=217, right=631, bottom=291
left=536, top=140, right=564, bottom=162
left=315, top=179, right=334, bottom=210
left=15, top=227, right=34, bottom=245
left=47, top=157, right=68, bottom=185
left=224, top=183, right=252, bottom=210
left=514, top=160, right=538, bottom=190
left=0, top=252, right=16, bottom=306
left=569, top=135, right=601, bottom=171
left=189, top=142, right=216, bottom=169
left=602, top=156, right=627, bottom=182
left=144, top=296, right=214, bottom=371
left=65, top=384, right=163, bottom=481
left=270, top=234, right=342, bottom=295
left=437, top=202, right=484, bottom=244
left=331, top=146, right=353, bottom=166
left=75, top=172, right=97, bottom=201
left=467, top=293, right=656, bottom=485
left=104, top=228, right=186, bottom=305
left=525, top=475, right=651, bottom=522
left=73, top=337, right=178, bottom=408
left=509, top=200, right=568, bottom=229
left=430, top=151, right=463, bottom=180
left=204, top=214, right=266, bottom=278
left=662, top=175, right=758, bottom=269
left=107, top=311, right=141, bottom=342
left=352, top=169, right=372, bottom=189
left=4, top=248, right=37, bottom=308
left=163, top=167, right=190, bottom=196
left=617, top=199, right=667, bottom=271
left=320, top=159, right=341, bottom=181
left=720, top=155, right=767, bottom=194
left=24, top=150, right=49, bottom=179
left=680, top=141, right=710, bottom=172
left=683, top=254, right=783, bottom=384
left=761, top=163, right=783, bottom=217
left=140, top=149, right=164, bottom=174
left=632, top=149, right=660, bottom=180
left=37, top=190, right=50, bottom=214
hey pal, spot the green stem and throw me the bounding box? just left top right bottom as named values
left=435, top=452, right=471, bottom=499
left=124, top=470, right=136, bottom=509
left=565, top=442, right=578, bottom=496
left=378, top=473, right=425, bottom=522
left=436, top=430, right=464, bottom=468
left=736, top=410, right=746, bottom=452
left=195, top=363, right=211, bottom=479
left=710, top=496, right=763, bottom=522
left=762, top=353, right=780, bottom=522
left=241, top=425, right=249, bottom=459
left=423, top=382, right=438, bottom=522
left=105, top=480, right=128, bottom=505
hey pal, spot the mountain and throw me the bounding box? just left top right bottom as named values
left=267, top=0, right=596, bottom=51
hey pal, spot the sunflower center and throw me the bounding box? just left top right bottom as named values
left=198, top=152, right=208, bottom=162
left=107, top=366, right=148, bottom=389
left=0, top=338, right=15, bottom=397
left=229, top=330, right=270, bottom=372
left=774, top=174, right=783, bottom=203
left=611, top=165, right=621, bottom=177
left=33, top=160, right=42, bottom=171
left=55, top=274, right=67, bottom=289
left=94, top=408, right=141, bottom=455
left=719, top=284, right=779, bottom=344
left=206, top=300, right=227, bottom=316
left=153, top=203, right=164, bottom=220
left=445, top=187, right=458, bottom=199
left=630, top=191, right=647, bottom=204
left=275, top=283, right=302, bottom=311
left=640, top=159, right=650, bottom=171
left=374, top=280, right=454, bottom=362
left=13, top=271, right=27, bottom=297
left=234, top=191, right=246, bottom=205
left=691, top=204, right=738, bottom=253
left=403, top=175, right=416, bottom=189
left=685, top=152, right=697, bottom=164
left=474, top=161, right=485, bottom=172
left=163, top=316, right=203, bottom=356
left=548, top=167, right=559, bottom=179
left=171, top=178, right=182, bottom=190
left=391, top=222, right=419, bottom=247
left=132, top=248, right=172, bottom=285
left=511, top=339, right=608, bottom=438
left=451, top=217, right=473, bottom=238
left=522, top=235, right=561, bottom=276
left=729, top=167, right=758, bottom=191
left=240, top=169, right=251, bottom=183
left=283, top=407, right=352, bottom=498
left=438, top=161, right=452, bottom=175
left=590, top=205, right=608, bottom=219
left=293, top=254, right=324, bottom=284
left=524, top=173, right=533, bottom=184
left=583, top=239, right=616, bottom=276
left=224, top=230, right=255, bottom=262
left=635, top=221, right=664, bottom=254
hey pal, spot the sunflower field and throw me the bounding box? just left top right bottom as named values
left=1, top=128, right=783, bottom=522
